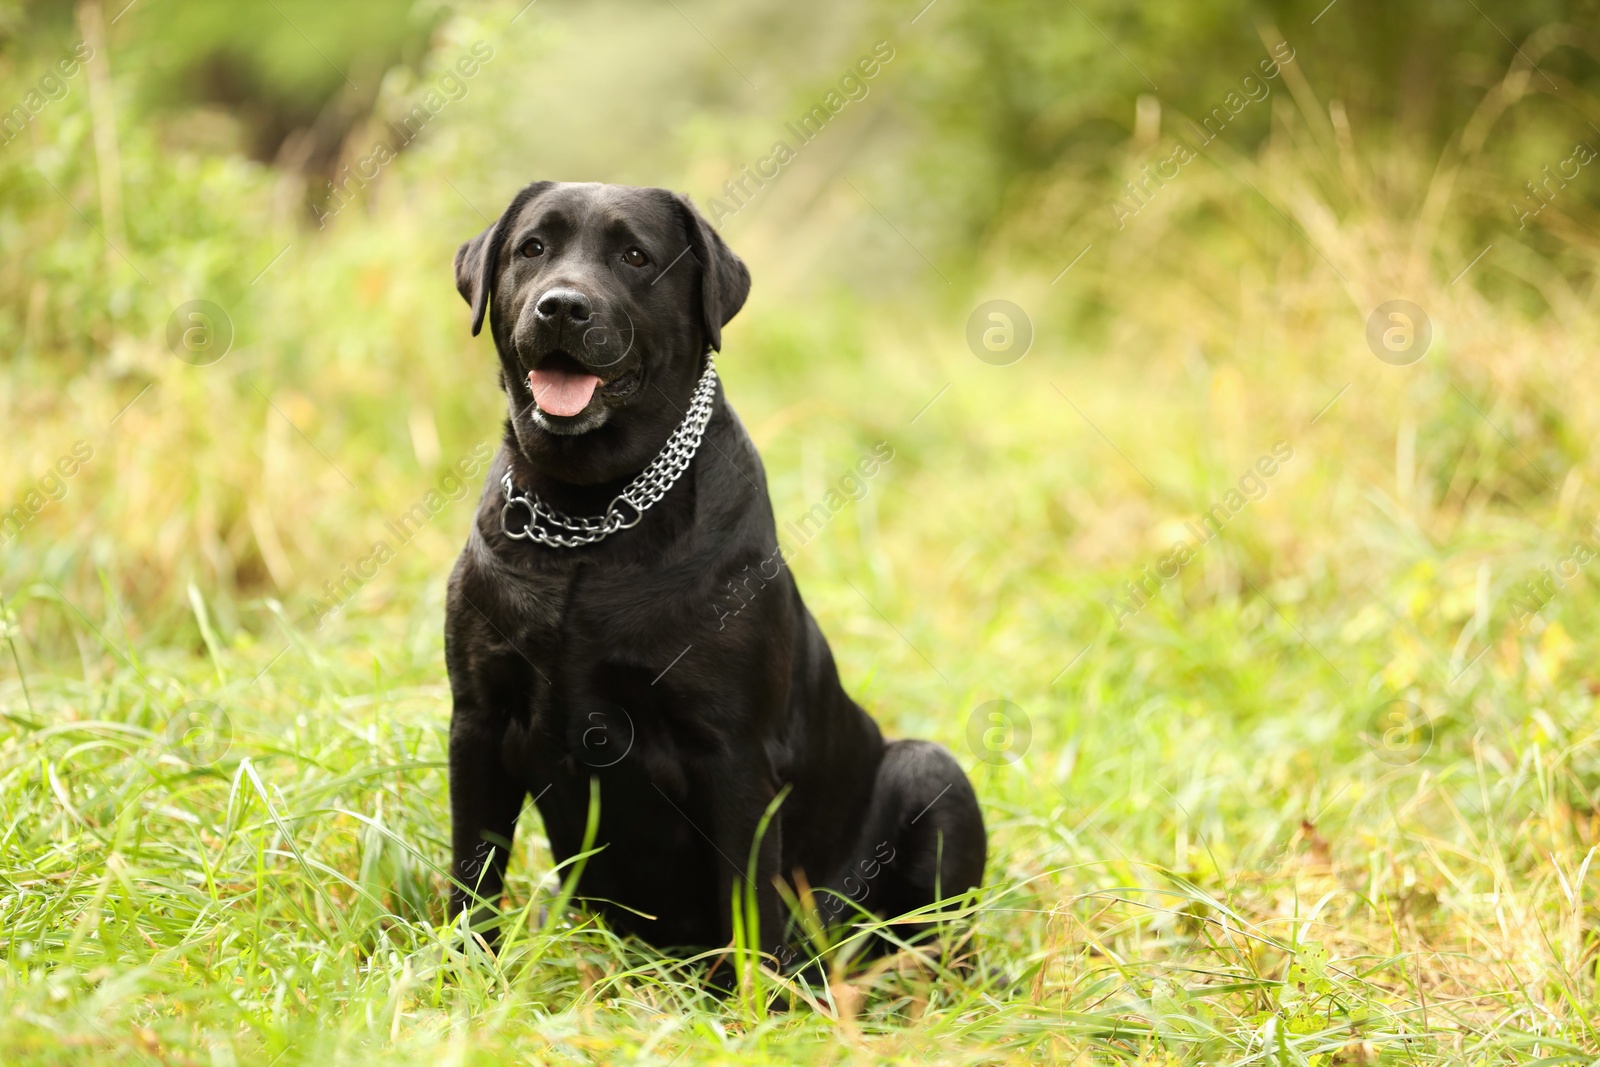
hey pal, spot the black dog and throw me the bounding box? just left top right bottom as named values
left=445, top=180, right=985, bottom=967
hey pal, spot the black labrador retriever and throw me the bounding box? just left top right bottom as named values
left=445, top=180, right=985, bottom=967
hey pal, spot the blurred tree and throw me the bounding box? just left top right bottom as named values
left=6, top=0, right=439, bottom=175
left=878, top=0, right=1600, bottom=257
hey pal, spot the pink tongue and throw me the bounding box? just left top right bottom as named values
left=529, top=365, right=601, bottom=417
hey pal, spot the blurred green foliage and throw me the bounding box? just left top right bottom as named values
left=888, top=0, right=1599, bottom=233
left=0, top=0, right=1592, bottom=400
left=8, top=0, right=439, bottom=160
left=3, top=0, right=1599, bottom=640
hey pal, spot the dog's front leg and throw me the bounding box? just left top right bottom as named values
left=448, top=706, right=526, bottom=947
left=705, top=755, right=785, bottom=957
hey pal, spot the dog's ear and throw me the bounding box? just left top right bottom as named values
left=453, top=225, right=497, bottom=337
left=672, top=193, right=750, bottom=352
left=454, top=181, right=553, bottom=337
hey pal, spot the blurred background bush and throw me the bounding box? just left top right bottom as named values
left=3, top=0, right=1599, bottom=659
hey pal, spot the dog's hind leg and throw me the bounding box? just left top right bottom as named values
left=809, top=739, right=986, bottom=964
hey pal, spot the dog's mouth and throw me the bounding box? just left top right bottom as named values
left=525, top=350, right=643, bottom=424
left=528, top=351, right=601, bottom=417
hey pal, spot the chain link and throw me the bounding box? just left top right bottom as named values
left=500, top=356, right=719, bottom=547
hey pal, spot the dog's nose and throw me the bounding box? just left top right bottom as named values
left=535, top=287, right=592, bottom=323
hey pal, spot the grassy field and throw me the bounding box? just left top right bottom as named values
left=6, top=1, right=1600, bottom=1063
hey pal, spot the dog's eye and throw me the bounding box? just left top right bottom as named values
left=520, top=238, right=545, bottom=258
left=623, top=247, right=649, bottom=268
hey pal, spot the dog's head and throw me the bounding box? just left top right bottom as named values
left=454, top=181, right=749, bottom=484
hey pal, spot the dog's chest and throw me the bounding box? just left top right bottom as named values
left=497, top=556, right=683, bottom=694
left=494, top=557, right=708, bottom=789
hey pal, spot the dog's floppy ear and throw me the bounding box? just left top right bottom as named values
left=672, top=192, right=750, bottom=352
left=454, top=181, right=553, bottom=337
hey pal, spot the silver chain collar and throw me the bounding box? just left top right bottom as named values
left=499, top=356, right=719, bottom=548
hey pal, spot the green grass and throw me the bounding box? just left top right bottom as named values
left=9, top=314, right=1600, bottom=1062
left=9, top=1, right=1600, bottom=1063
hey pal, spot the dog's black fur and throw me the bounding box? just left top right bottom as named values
left=444, top=180, right=985, bottom=962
